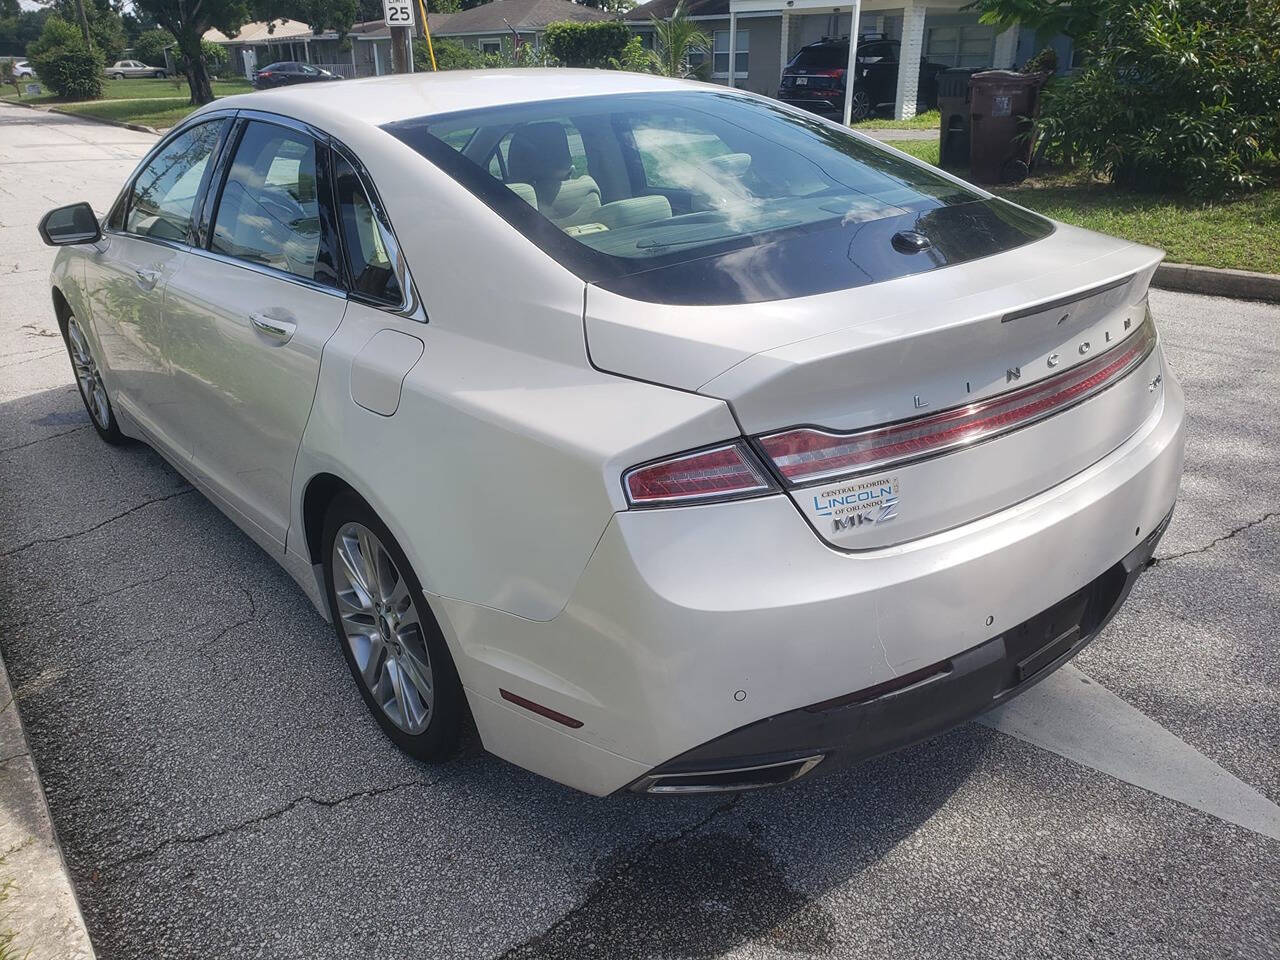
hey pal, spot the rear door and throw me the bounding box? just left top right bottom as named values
left=163, top=115, right=349, bottom=549
left=84, top=117, right=229, bottom=456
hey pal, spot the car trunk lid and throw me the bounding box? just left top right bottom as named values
left=585, top=222, right=1165, bottom=548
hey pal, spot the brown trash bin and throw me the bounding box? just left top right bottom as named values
left=967, top=70, right=1048, bottom=184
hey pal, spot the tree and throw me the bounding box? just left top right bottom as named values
left=133, top=26, right=174, bottom=66
left=961, top=0, right=1106, bottom=49
left=27, top=13, right=103, bottom=97
left=647, top=1, right=708, bottom=78
left=577, top=0, right=635, bottom=11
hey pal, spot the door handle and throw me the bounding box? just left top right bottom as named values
left=249, top=312, right=297, bottom=343
left=134, top=267, right=160, bottom=288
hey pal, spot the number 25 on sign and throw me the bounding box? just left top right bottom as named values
left=384, top=0, right=414, bottom=25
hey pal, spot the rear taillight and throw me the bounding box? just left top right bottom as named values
left=624, top=442, right=775, bottom=508
left=759, top=315, right=1158, bottom=487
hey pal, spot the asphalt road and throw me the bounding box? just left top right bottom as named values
left=1, top=103, right=1278, bottom=960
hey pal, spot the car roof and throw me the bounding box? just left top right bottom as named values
left=208, top=69, right=705, bottom=129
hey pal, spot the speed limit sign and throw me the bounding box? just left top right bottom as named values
left=383, top=0, right=415, bottom=25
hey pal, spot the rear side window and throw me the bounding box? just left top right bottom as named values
left=790, top=44, right=847, bottom=69
left=333, top=154, right=404, bottom=306
left=210, top=121, right=339, bottom=286
left=124, top=120, right=223, bottom=242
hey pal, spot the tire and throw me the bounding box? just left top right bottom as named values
left=847, top=89, right=872, bottom=123
left=60, top=312, right=125, bottom=444
left=154, top=70, right=166, bottom=79
left=322, top=492, right=464, bottom=761
left=111, top=72, right=124, bottom=80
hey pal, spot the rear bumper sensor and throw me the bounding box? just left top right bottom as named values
left=625, top=508, right=1173, bottom=795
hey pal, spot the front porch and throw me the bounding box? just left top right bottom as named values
left=725, top=0, right=1020, bottom=120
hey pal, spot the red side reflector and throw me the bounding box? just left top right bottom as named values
left=500, top=688, right=584, bottom=728
left=760, top=315, right=1158, bottom=486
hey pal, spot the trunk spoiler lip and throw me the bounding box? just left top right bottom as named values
left=1000, top=272, right=1137, bottom=325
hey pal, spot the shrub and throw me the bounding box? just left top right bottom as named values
left=542, top=20, right=632, bottom=68
left=415, top=36, right=484, bottom=70
left=1037, top=0, right=1280, bottom=196
left=26, top=15, right=103, bottom=99
left=609, top=34, right=653, bottom=73
left=133, top=28, right=174, bottom=67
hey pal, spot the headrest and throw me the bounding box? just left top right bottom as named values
left=507, top=122, right=573, bottom=184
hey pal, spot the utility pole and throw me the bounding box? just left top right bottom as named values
left=384, top=0, right=416, bottom=73
left=73, top=0, right=92, bottom=49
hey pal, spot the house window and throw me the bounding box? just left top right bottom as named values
left=712, top=29, right=748, bottom=77
left=925, top=24, right=996, bottom=68
left=480, top=38, right=502, bottom=55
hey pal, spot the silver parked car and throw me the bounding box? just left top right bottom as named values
left=105, top=59, right=167, bottom=80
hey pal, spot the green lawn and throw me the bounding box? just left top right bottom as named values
left=852, top=108, right=940, bottom=131
left=3, top=77, right=254, bottom=128
left=882, top=139, right=1280, bottom=274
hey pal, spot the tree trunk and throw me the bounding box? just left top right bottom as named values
left=178, top=31, right=214, bottom=104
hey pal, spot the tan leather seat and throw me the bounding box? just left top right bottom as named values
left=506, top=122, right=601, bottom=227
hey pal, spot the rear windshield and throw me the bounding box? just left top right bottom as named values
left=384, top=92, right=1051, bottom=304
left=790, top=44, right=849, bottom=69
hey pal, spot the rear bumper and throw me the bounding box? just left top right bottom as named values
left=777, top=94, right=843, bottom=115
left=448, top=357, right=1185, bottom=796
left=628, top=509, right=1169, bottom=792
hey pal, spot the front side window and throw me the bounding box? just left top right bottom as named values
left=387, top=92, right=1052, bottom=305
left=124, top=120, right=224, bottom=242
left=333, top=155, right=404, bottom=306
left=211, top=121, right=339, bottom=285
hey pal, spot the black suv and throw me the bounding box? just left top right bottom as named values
left=778, top=36, right=947, bottom=121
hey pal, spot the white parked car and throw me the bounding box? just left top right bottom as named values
left=105, top=59, right=167, bottom=79
left=12, top=59, right=35, bottom=79
left=39, top=71, right=1184, bottom=796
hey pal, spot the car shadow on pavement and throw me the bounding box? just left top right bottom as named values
left=0, top=382, right=991, bottom=960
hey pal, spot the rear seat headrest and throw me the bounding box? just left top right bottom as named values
left=508, top=123, right=573, bottom=184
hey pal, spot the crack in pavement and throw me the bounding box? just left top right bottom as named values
left=1, top=487, right=195, bottom=558
left=195, top=588, right=258, bottom=661
left=1152, top=511, right=1278, bottom=566
left=101, top=778, right=432, bottom=873
left=0, top=348, right=61, bottom=370
left=495, top=794, right=744, bottom=960
left=0, top=424, right=90, bottom=456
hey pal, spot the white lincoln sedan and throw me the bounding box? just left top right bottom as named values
left=39, top=70, right=1184, bottom=795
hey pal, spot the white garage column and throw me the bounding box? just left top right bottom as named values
left=993, top=24, right=1020, bottom=68
left=893, top=0, right=927, bottom=119
left=779, top=12, right=791, bottom=79
left=839, top=0, right=863, bottom=126
left=727, top=13, right=738, bottom=87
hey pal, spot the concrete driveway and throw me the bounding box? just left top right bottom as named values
left=1, top=103, right=1278, bottom=960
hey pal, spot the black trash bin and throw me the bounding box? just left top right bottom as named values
left=967, top=70, right=1048, bottom=184
left=936, top=67, right=980, bottom=169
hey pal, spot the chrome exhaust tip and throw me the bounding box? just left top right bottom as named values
left=630, top=755, right=825, bottom=794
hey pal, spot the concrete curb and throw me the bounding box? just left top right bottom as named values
left=2, top=96, right=161, bottom=135
left=0, top=656, right=96, bottom=959
left=1153, top=262, right=1280, bottom=303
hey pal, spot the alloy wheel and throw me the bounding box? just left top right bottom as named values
left=66, top=317, right=111, bottom=429
left=331, top=522, right=435, bottom=735
left=849, top=90, right=872, bottom=123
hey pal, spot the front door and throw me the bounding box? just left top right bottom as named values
left=163, top=118, right=348, bottom=549
left=84, top=119, right=227, bottom=456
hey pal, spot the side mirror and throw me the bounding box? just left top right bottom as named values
left=38, top=202, right=101, bottom=246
